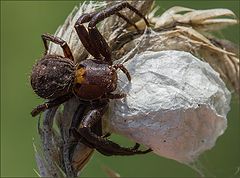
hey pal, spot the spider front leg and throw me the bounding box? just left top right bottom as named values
left=75, top=2, right=149, bottom=64
left=114, top=63, right=131, bottom=81
left=88, top=2, right=149, bottom=29
left=41, top=33, right=74, bottom=61
left=87, top=2, right=150, bottom=62
left=74, top=13, right=102, bottom=60
left=31, top=93, right=73, bottom=117
left=75, top=104, right=152, bottom=156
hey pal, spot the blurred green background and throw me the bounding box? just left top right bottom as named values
left=1, top=1, right=239, bottom=177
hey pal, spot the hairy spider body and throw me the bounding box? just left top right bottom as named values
left=31, top=57, right=118, bottom=101
left=31, top=55, right=75, bottom=99
left=31, top=2, right=152, bottom=157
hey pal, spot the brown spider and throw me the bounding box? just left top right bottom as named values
left=31, top=2, right=151, bottom=156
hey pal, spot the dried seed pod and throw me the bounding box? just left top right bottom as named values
left=34, top=1, right=239, bottom=177
left=113, top=26, right=239, bottom=93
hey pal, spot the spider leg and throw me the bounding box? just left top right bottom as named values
left=115, top=12, right=140, bottom=32
left=97, top=143, right=152, bottom=156
left=76, top=104, right=152, bottom=156
left=88, top=2, right=149, bottom=29
left=72, top=128, right=151, bottom=156
left=69, top=102, right=98, bottom=150
left=70, top=102, right=112, bottom=149
left=41, top=33, right=74, bottom=61
left=63, top=102, right=92, bottom=177
left=70, top=101, right=89, bottom=129
left=88, top=26, right=112, bottom=64
left=75, top=12, right=118, bottom=63
left=113, top=63, right=131, bottom=81
left=103, top=93, right=126, bottom=99
left=31, top=93, right=73, bottom=117
left=75, top=2, right=149, bottom=64
left=103, top=132, right=111, bottom=138
left=88, top=2, right=149, bottom=65
left=87, top=2, right=149, bottom=64
left=95, top=143, right=140, bottom=156
left=74, top=13, right=102, bottom=60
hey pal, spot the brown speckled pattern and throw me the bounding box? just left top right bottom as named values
left=31, top=55, right=75, bottom=99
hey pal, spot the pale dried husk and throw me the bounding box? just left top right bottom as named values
left=113, top=5, right=239, bottom=93
left=113, top=25, right=239, bottom=93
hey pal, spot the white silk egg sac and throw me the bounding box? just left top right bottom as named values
left=107, top=50, right=230, bottom=164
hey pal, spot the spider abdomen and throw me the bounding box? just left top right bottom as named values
left=31, top=55, right=75, bottom=99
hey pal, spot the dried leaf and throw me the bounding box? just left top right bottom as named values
left=195, top=19, right=238, bottom=31
left=153, top=6, right=194, bottom=28
left=153, top=6, right=238, bottom=32
left=180, top=9, right=236, bottom=23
